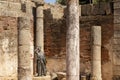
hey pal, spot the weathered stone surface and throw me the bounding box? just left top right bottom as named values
left=18, top=17, right=33, bottom=80
left=81, top=76, right=86, bottom=80
left=114, top=15, right=120, bottom=23
left=0, top=1, right=22, bottom=17
left=62, top=78, right=66, bottom=80
left=56, top=72, right=66, bottom=80
left=114, top=30, right=120, bottom=38
left=113, top=45, right=120, bottom=51
left=0, top=77, right=17, bottom=80
left=0, top=0, right=20, bottom=2
left=91, top=26, right=102, bottom=80
left=114, top=1, right=120, bottom=9
left=36, top=6, right=44, bottom=51
left=114, top=9, right=120, bottom=15
left=33, top=76, right=51, bottom=80
left=37, top=6, right=44, bottom=18
left=113, top=51, right=120, bottom=65
left=113, top=0, right=120, bottom=76
left=81, top=3, right=111, bottom=16
left=102, top=62, right=113, bottom=80
left=0, top=16, right=18, bottom=77
left=114, top=24, right=120, bottom=30
left=50, top=72, right=58, bottom=80
left=0, top=1, right=21, bottom=10
left=113, top=39, right=120, bottom=44
left=31, top=0, right=44, bottom=5
left=113, top=65, right=120, bottom=75
left=46, top=58, right=66, bottom=73
left=0, top=1, right=34, bottom=17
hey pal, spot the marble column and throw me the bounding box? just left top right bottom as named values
left=91, top=26, right=102, bottom=80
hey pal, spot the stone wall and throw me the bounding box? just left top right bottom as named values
left=113, top=0, right=120, bottom=79
left=0, top=1, right=116, bottom=80
left=0, top=0, right=20, bottom=2
left=0, top=16, right=18, bottom=77
left=0, top=1, right=34, bottom=79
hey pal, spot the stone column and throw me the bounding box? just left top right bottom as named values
left=18, top=17, right=33, bottom=80
left=91, top=26, right=102, bottom=80
left=36, top=5, right=44, bottom=52
left=66, top=0, right=80, bottom=80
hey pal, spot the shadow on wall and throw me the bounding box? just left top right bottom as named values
left=44, top=8, right=66, bottom=57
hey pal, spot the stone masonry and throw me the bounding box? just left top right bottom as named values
left=113, top=0, right=120, bottom=78
left=0, top=17, right=18, bottom=77
left=0, top=0, right=118, bottom=80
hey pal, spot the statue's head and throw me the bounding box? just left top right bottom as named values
left=35, top=46, right=41, bottom=53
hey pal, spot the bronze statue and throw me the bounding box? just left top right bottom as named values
left=35, top=47, right=47, bottom=76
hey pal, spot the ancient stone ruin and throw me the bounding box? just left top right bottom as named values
left=0, top=0, right=120, bottom=80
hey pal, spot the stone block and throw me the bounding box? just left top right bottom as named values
left=114, top=9, right=120, bottom=15
left=114, top=23, right=120, bottom=30
left=0, top=77, right=17, bottom=80
left=113, top=44, right=120, bottom=51
left=113, top=49, right=120, bottom=65
left=56, top=72, right=66, bottom=80
left=114, top=30, right=120, bottom=37
left=114, top=15, right=120, bottom=23
left=81, top=4, right=92, bottom=16
left=0, top=1, right=21, bottom=11
left=33, top=75, right=51, bottom=80
left=114, top=1, right=120, bottom=9
left=81, top=76, right=86, bottom=80
left=113, top=39, right=120, bottom=44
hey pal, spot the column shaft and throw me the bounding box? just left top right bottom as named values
left=18, top=17, right=33, bottom=80
left=66, top=0, right=80, bottom=80
left=36, top=6, right=44, bottom=52
left=91, top=26, right=102, bottom=80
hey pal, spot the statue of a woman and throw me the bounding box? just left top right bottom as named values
left=35, top=47, right=47, bottom=76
